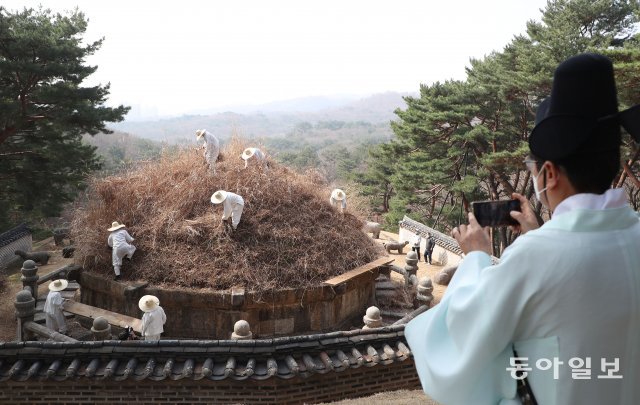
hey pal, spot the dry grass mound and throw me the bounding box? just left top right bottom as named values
left=71, top=139, right=383, bottom=293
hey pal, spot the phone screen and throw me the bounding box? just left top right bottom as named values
left=472, top=200, right=521, bottom=227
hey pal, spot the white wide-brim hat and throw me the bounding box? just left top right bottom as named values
left=331, top=188, right=346, bottom=201
left=107, top=221, right=126, bottom=232
left=195, top=129, right=206, bottom=139
left=241, top=147, right=258, bottom=160
left=49, top=279, right=68, bottom=292
left=138, top=295, right=160, bottom=312
left=210, top=190, right=228, bottom=204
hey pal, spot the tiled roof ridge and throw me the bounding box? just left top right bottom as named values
left=0, top=324, right=406, bottom=354
left=0, top=223, right=31, bottom=248
left=0, top=326, right=411, bottom=381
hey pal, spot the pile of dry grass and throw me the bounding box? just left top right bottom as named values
left=71, top=138, right=383, bottom=293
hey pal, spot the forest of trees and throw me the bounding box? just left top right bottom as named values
left=0, top=7, right=128, bottom=229
left=355, top=0, right=640, bottom=256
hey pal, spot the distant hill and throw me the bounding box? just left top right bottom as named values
left=83, top=131, right=170, bottom=174
left=110, top=92, right=414, bottom=143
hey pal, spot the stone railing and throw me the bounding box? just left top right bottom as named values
left=15, top=260, right=79, bottom=343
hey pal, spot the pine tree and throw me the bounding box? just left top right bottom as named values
left=0, top=7, right=129, bottom=228
left=357, top=0, right=640, bottom=255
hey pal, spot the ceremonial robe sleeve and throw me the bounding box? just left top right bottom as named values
left=405, top=249, right=528, bottom=405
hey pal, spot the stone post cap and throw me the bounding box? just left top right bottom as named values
left=363, top=306, right=382, bottom=325
left=21, top=260, right=37, bottom=271
left=16, top=289, right=34, bottom=303
left=417, top=277, right=433, bottom=293
left=231, top=320, right=252, bottom=340
left=406, top=251, right=418, bottom=260
left=14, top=290, right=36, bottom=318
left=91, top=317, right=110, bottom=333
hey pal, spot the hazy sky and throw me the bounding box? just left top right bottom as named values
left=5, top=0, right=550, bottom=117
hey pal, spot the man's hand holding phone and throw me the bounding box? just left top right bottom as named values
left=453, top=195, right=540, bottom=254
left=452, top=212, right=492, bottom=255
left=509, top=193, right=540, bottom=235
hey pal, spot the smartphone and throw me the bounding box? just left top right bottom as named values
left=472, top=199, right=521, bottom=227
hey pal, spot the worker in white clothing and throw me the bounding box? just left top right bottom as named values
left=195, top=129, right=220, bottom=173
left=107, top=221, right=136, bottom=281
left=139, top=295, right=166, bottom=341
left=44, top=279, right=68, bottom=335
left=330, top=189, right=347, bottom=213
left=406, top=53, right=640, bottom=405
left=211, top=190, right=244, bottom=231
left=411, top=233, right=422, bottom=261
left=241, top=147, right=266, bottom=169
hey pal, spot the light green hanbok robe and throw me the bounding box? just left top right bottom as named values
left=406, top=189, right=640, bottom=405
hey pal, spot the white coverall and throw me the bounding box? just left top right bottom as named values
left=221, top=192, right=245, bottom=230
left=141, top=306, right=167, bottom=341
left=201, top=130, right=220, bottom=173
left=329, top=196, right=347, bottom=211
left=44, top=291, right=66, bottom=334
left=244, top=148, right=266, bottom=168
left=108, top=229, right=136, bottom=276
left=406, top=189, right=640, bottom=405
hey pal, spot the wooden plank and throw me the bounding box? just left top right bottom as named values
left=24, top=321, right=77, bottom=342
left=64, top=301, right=142, bottom=333
left=324, top=257, right=393, bottom=287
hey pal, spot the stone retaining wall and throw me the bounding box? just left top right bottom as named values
left=80, top=264, right=380, bottom=339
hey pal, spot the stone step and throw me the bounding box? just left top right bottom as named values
left=375, top=281, right=397, bottom=290
left=375, top=290, right=398, bottom=298
left=33, top=310, right=76, bottom=324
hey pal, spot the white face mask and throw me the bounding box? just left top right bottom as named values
left=532, top=166, right=548, bottom=201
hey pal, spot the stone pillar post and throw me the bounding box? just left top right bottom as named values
left=416, top=276, right=434, bottom=308
left=20, top=260, right=39, bottom=301
left=362, top=306, right=383, bottom=329
left=231, top=320, right=253, bottom=340
left=91, top=317, right=112, bottom=340
left=14, top=290, right=36, bottom=341
left=405, top=251, right=419, bottom=286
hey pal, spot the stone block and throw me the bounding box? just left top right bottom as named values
left=274, top=318, right=295, bottom=335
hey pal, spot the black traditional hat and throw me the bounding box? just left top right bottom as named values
left=529, top=53, right=640, bottom=161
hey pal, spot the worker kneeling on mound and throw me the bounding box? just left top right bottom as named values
left=211, top=190, right=244, bottom=232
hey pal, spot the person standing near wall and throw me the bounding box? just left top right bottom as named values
left=411, top=233, right=422, bottom=261
left=139, top=295, right=166, bottom=341
left=423, top=234, right=435, bottom=265
left=44, top=279, right=68, bottom=335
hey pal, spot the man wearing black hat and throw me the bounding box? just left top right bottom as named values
left=406, top=53, right=640, bottom=405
